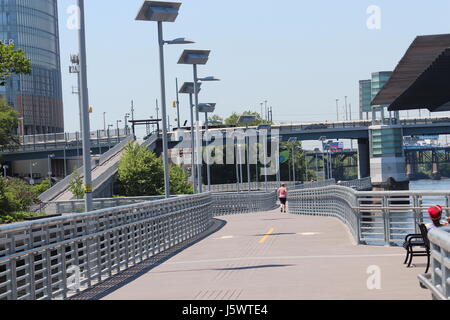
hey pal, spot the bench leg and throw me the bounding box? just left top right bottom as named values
left=404, top=246, right=410, bottom=264
left=407, top=248, right=414, bottom=268
left=425, top=252, right=430, bottom=274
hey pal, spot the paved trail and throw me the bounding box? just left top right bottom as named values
left=104, top=210, right=430, bottom=300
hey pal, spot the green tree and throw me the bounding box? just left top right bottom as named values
left=0, top=43, right=31, bottom=86
left=170, top=164, right=193, bottom=195
left=31, top=179, right=51, bottom=195
left=224, top=111, right=272, bottom=127
left=0, top=98, right=19, bottom=150
left=69, top=171, right=85, bottom=199
left=4, top=178, right=38, bottom=212
left=0, top=177, right=11, bottom=215
left=118, top=142, right=193, bottom=196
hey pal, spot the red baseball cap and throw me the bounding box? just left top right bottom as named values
left=428, top=205, right=443, bottom=221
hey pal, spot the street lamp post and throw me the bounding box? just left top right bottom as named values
left=178, top=49, right=212, bottom=193
left=198, top=103, right=216, bottom=192
left=124, top=113, right=130, bottom=135
left=29, top=161, right=37, bottom=185
left=335, top=99, right=339, bottom=122
left=179, top=82, right=202, bottom=193
left=48, top=154, right=55, bottom=186
left=2, top=165, right=9, bottom=178
left=288, top=137, right=297, bottom=184
left=116, top=120, right=122, bottom=143
left=136, top=1, right=193, bottom=198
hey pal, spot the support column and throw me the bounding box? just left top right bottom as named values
left=432, top=150, right=441, bottom=180
left=357, top=138, right=370, bottom=179
left=369, top=124, right=409, bottom=191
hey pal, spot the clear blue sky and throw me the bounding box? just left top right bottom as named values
left=57, top=0, right=450, bottom=135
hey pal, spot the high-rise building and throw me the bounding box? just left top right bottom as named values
left=0, top=0, right=64, bottom=135
left=359, top=79, right=372, bottom=119
left=359, top=71, right=393, bottom=120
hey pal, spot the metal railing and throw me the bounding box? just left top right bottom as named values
left=337, top=177, right=372, bottom=190
left=1, top=129, right=131, bottom=153
left=289, top=185, right=360, bottom=243
left=211, top=191, right=278, bottom=216
left=418, top=227, right=450, bottom=300
left=203, top=179, right=338, bottom=193
left=289, top=185, right=450, bottom=246
left=35, top=196, right=168, bottom=215
left=0, top=194, right=212, bottom=300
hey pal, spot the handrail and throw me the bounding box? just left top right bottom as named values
left=418, top=227, right=450, bottom=300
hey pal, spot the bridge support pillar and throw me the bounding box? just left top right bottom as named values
left=369, top=125, right=409, bottom=191
left=357, top=138, right=370, bottom=179
left=432, top=150, right=441, bottom=180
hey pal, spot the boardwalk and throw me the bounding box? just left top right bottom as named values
left=104, top=210, right=430, bottom=300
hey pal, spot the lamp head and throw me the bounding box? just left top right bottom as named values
left=178, top=49, right=211, bottom=65
left=136, top=1, right=181, bottom=22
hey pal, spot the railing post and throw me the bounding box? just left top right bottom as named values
left=383, top=196, right=390, bottom=246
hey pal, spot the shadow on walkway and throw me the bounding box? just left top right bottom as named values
left=69, top=218, right=227, bottom=300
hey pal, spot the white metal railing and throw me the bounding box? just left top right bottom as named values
left=211, top=191, right=278, bottom=216
left=337, top=177, right=372, bottom=190
left=289, top=185, right=450, bottom=246
left=35, top=196, right=168, bottom=215
left=0, top=194, right=212, bottom=300
left=418, top=227, right=450, bottom=300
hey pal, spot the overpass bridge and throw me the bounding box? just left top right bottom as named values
left=1, top=179, right=448, bottom=300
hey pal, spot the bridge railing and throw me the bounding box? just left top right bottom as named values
left=337, top=177, right=372, bottom=190
left=289, top=185, right=360, bottom=243
left=418, top=227, right=450, bottom=300
left=211, top=191, right=278, bottom=216
left=0, top=194, right=212, bottom=300
left=289, top=186, right=450, bottom=246
left=35, top=196, right=168, bottom=215
left=203, top=179, right=337, bottom=193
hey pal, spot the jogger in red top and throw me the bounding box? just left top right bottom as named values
left=278, top=183, right=288, bottom=213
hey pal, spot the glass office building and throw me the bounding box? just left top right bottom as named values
left=0, top=0, right=64, bottom=134
left=359, top=71, right=393, bottom=120
left=359, top=79, right=372, bottom=116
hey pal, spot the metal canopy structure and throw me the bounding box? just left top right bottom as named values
left=372, top=34, right=450, bottom=112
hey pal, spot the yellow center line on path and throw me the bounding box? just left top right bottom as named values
left=259, top=228, right=275, bottom=244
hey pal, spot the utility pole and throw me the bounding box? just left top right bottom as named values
left=344, top=96, right=348, bottom=121
left=131, top=100, right=135, bottom=139
left=175, top=78, right=181, bottom=129
left=336, top=99, right=339, bottom=121
left=156, top=99, right=160, bottom=120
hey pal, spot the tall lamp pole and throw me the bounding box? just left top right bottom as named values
left=136, top=1, right=193, bottom=198
left=178, top=49, right=212, bottom=193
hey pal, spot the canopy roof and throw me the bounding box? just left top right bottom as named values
left=371, top=34, right=450, bottom=112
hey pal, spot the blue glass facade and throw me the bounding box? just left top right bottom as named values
left=0, top=0, right=63, bottom=134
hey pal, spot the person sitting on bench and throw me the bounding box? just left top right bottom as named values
left=426, top=205, right=450, bottom=231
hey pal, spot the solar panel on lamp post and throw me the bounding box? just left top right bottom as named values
left=136, top=1, right=194, bottom=199
left=179, top=82, right=202, bottom=193
left=198, top=103, right=216, bottom=191
left=178, top=49, right=211, bottom=193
